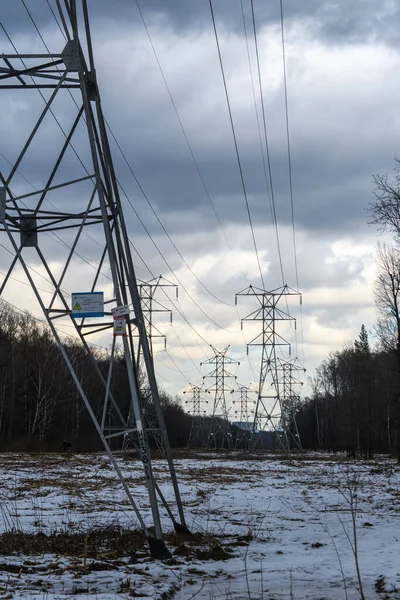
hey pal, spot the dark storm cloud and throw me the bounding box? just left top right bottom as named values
left=4, top=1, right=400, bottom=48
left=101, top=0, right=400, bottom=49
left=3, top=0, right=400, bottom=252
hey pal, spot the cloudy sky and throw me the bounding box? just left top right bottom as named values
left=1, top=0, right=399, bottom=412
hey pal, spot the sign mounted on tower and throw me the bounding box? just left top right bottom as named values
left=111, top=304, right=130, bottom=318
left=71, top=292, right=104, bottom=318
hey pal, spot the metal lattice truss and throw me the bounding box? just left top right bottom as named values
left=126, top=276, right=177, bottom=451
left=276, top=357, right=305, bottom=450
left=0, top=0, right=188, bottom=558
left=233, top=383, right=256, bottom=449
left=201, top=346, right=238, bottom=449
left=183, top=383, right=208, bottom=448
left=236, top=284, right=302, bottom=450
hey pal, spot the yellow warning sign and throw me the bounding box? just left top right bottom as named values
left=114, top=316, right=127, bottom=336
left=73, top=302, right=82, bottom=311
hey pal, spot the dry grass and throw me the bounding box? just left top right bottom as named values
left=0, top=527, right=243, bottom=566
left=179, top=465, right=265, bottom=484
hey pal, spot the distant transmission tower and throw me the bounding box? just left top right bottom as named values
left=138, top=276, right=177, bottom=356
left=132, top=276, right=177, bottom=449
left=0, top=1, right=188, bottom=557
left=201, top=346, right=239, bottom=449
left=236, top=285, right=301, bottom=450
left=277, top=357, right=305, bottom=450
left=183, top=383, right=208, bottom=448
left=233, top=383, right=256, bottom=449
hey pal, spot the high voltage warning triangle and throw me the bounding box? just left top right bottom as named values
left=0, top=0, right=188, bottom=559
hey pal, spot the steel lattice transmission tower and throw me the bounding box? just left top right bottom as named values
left=201, top=346, right=239, bottom=449
left=233, top=383, right=256, bottom=449
left=130, top=276, right=177, bottom=449
left=183, top=383, right=208, bottom=448
left=0, top=1, right=188, bottom=558
left=277, top=357, right=305, bottom=451
left=236, top=285, right=301, bottom=450
left=138, top=276, right=177, bottom=356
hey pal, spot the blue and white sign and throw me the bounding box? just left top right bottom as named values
left=71, top=292, right=104, bottom=318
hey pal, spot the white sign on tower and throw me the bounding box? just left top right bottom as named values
left=71, top=292, right=104, bottom=318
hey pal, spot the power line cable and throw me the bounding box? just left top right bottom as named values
left=118, top=179, right=239, bottom=334
left=126, top=236, right=210, bottom=357
left=45, top=0, right=67, bottom=42
left=248, top=0, right=285, bottom=286
left=249, top=0, right=300, bottom=363
left=0, top=241, right=71, bottom=299
left=134, top=0, right=250, bottom=289
left=241, top=0, right=285, bottom=287
left=208, top=0, right=265, bottom=289
left=0, top=267, right=59, bottom=298
left=279, top=0, right=304, bottom=363
left=106, top=119, right=234, bottom=307
left=279, top=0, right=299, bottom=291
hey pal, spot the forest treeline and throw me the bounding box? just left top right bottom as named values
left=0, top=298, right=399, bottom=458
left=0, top=300, right=191, bottom=452
left=296, top=325, right=399, bottom=457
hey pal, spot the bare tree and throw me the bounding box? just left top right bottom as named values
left=368, top=158, right=400, bottom=241
left=375, top=243, right=400, bottom=459
left=375, top=244, right=400, bottom=352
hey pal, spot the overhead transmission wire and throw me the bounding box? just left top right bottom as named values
left=237, top=2, right=304, bottom=397
left=208, top=0, right=265, bottom=290
left=45, top=0, right=67, bottom=38
left=134, top=0, right=250, bottom=291
left=242, top=0, right=285, bottom=286
left=278, top=0, right=299, bottom=291
left=0, top=265, right=59, bottom=298
left=279, top=0, right=304, bottom=362
left=0, top=241, right=71, bottom=302
left=105, top=123, right=236, bottom=310
left=249, top=0, right=302, bottom=366
left=209, top=0, right=288, bottom=391
left=124, top=6, right=249, bottom=369
left=115, top=175, right=235, bottom=336
left=156, top=352, right=191, bottom=382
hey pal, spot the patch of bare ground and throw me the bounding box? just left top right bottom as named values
left=172, top=449, right=397, bottom=463
left=0, top=527, right=243, bottom=567
left=18, top=474, right=144, bottom=495
left=179, top=465, right=265, bottom=484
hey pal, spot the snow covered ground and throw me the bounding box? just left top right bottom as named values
left=0, top=451, right=399, bottom=599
